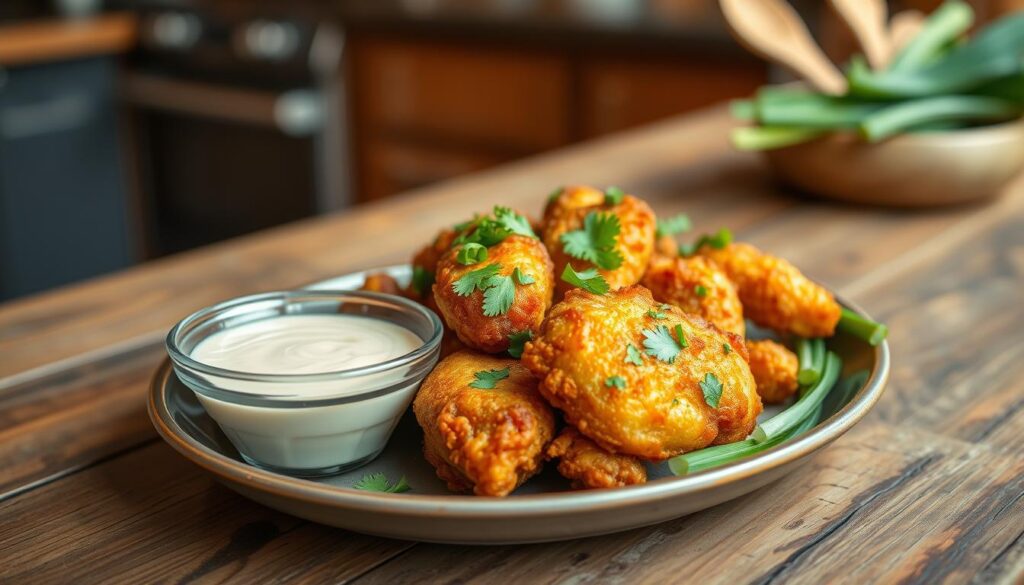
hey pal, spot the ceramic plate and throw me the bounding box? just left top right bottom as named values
left=148, top=265, right=889, bottom=544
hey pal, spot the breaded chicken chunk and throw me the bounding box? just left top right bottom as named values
left=547, top=427, right=647, bottom=489
left=522, top=286, right=761, bottom=459
left=413, top=352, right=556, bottom=496
left=642, top=254, right=746, bottom=338
left=746, top=339, right=800, bottom=404
left=360, top=272, right=403, bottom=296
left=406, top=228, right=457, bottom=311
left=434, top=231, right=554, bottom=354
left=700, top=242, right=841, bottom=338
left=542, top=186, right=656, bottom=300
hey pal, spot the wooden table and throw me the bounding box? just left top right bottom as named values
left=2, top=107, right=1022, bottom=584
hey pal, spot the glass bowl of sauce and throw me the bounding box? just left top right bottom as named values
left=166, top=290, right=442, bottom=477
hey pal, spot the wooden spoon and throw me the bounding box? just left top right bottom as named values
left=829, top=0, right=890, bottom=70
left=887, top=10, right=926, bottom=64
left=720, top=0, right=847, bottom=95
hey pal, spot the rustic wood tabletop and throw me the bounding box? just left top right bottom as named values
left=1, top=107, right=1022, bottom=584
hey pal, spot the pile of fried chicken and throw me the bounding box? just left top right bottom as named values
left=361, top=186, right=842, bottom=496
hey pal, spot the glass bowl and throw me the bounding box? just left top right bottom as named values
left=166, top=290, right=442, bottom=477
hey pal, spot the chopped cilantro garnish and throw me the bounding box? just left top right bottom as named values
left=656, top=213, right=692, bottom=238
left=482, top=274, right=516, bottom=317
left=456, top=243, right=488, bottom=265
left=454, top=206, right=536, bottom=247
left=494, top=206, right=536, bottom=239
left=561, top=264, right=610, bottom=295
left=452, top=263, right=501, bottom=296
left=560, top=211, right=623, bottom=270
left=605, top=375, right=627, bottom=389
left=723, top=343, right=732, bottom=354
left=625, top=343, right=644, bottom=366
left=700, top=373, right=723, bottom=408
left=411, top=266, right=435, bottom=297
left=604, top=186, right=625, bottom=206
left=642, top=325, right=683, bottom=364
left=646, top=309, right=667, bottom=320
left=660, top=303, right=671, bottom=310
left=547, top=187, right=564, bottom=205
left=507, top=330, right=533, bottom=358
left=513, top=267, right=535, bottom=285
left=673, top=324, right=688, bottom=348
left=679, top=227, right=733, bottom=256
left=469, top=367, right=511, bottom=389
left=694, top=284, right=708, bottom=298
left=353, top=473, right=411, bottom=493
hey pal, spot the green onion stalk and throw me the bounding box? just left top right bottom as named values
left=669, top=340, right=842, bottom=475
left=837, top=308, right=888, bottom=346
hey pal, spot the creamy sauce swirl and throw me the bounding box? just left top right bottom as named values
left=190, top=314, right=422, bottom=376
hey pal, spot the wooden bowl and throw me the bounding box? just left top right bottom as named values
left=763, top=118, right=1024, bottom=207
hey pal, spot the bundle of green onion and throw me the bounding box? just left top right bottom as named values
left=732, top=1, right=1024, bottom=150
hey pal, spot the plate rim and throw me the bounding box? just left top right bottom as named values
left=148, top=266, right=890, bottom=518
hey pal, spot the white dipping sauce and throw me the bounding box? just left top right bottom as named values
left=186, top=314, right=426, bottom=473
left=192, top=314, right=422, bottom=377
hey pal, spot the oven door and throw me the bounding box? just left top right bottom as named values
left=121, top=73, right=328, bottom=257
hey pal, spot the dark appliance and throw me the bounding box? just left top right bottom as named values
left=120, top=1, right=349, bottom=257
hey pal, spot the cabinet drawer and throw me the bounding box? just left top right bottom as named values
left=579, top=59, right=765, bottom=137
left=353, top=39, right=570, bottom=150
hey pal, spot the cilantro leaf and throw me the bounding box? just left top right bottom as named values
left=470, top=367, right=510, bottom=389
left=605, top=375, right=627, bottom=389
left=452, top=263, right=501, bottom=296
left=646, top=309, right=667, bottom=319
left=700, top=373, right=723, bottom=408
left=723, top=343, right=732, bottom=355
left=656, top=213, right=692, bottom=238
left=507, top=329, right=533, bottom=358
left=411, top=266, right=435, bottom=297
left=680, top=227, right=734, bottom=256
left=561, top=264, right=610, bottom=295
left=604, top=186, right=625, bottom=206
left=456, top=243, right=488, bottom=265
left=560, top=212, right=623, bottom=270
left=482, top=274, right=515, bottom=317
left=513, top=267, right=535, bottom=285
left=625, top=343, right=644, bottom=366
left=494, top=206, right=537, bottom=239
left=642, top=325, right=683, bottom=363
left=694, top=284, right=708, bottom=298
left=353, top=473, right=411, bottom=493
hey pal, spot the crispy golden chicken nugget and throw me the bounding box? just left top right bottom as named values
left=700, top=242, right=842, bottom=338
left=406, top=228, right=457, bottom=308
left=522, top=286, right=760, bottom=459
left=434, top=234, right=554, bottom=354
left=746, top=339, right=800, bottom=404
left=547, top=427, right=647, bottom=489
left=542, top=186, right=656, bottom=299
left=642, top=255, right=746, bottom=338
left=360, top=272, right=403, bottom=296
left=414, top=351, right=556, bottom=496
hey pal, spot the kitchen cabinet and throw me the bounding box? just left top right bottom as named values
left=0, top=56, right=132, bottom=300
left=348, top=36, right=765, bottom=202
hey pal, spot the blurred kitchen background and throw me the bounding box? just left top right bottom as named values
left=0, top=0, right=1019, bottom=300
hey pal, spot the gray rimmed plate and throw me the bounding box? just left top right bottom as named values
left=148, top=265, right=889, bottom=544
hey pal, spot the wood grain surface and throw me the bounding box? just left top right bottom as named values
left=1, top=107, right=1022, bottom=584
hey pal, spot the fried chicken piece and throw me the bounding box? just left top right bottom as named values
left=642, top=255, right=746, bottom=338
left=359, top=272, right=403, bottom=295
left=433, top=234, right=554, bottom=354
left=542, top=186, right=656, bottom=300
left=406, top=228, right=457, bottom=311
left=656, top=234, right=680, bottom=258
left=522, top=286, right=760, bottom=459
left=413, top=351, right=555, bottom=496
left=700, top=242, right=841, bottom=338
left=547, top=427, right=647, bottom=489
left=746, top=339, right=800, bottom=404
